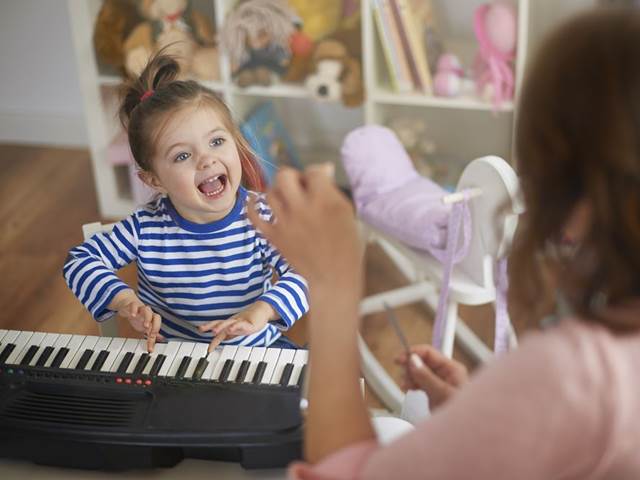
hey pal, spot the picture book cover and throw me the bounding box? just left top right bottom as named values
left=240, top=101, right=302, bottom=184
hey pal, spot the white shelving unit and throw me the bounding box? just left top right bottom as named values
left=68, top=0, right=529, bottom=219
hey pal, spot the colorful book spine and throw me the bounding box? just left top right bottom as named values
left=380, top=0, right=414, bottom=92
left=388, top=0, right=421, bottom=91
left=372, top=0, right=413, bottom=92
left=394, top=0, right=433, bottom=94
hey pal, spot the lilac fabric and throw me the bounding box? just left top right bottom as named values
left=341, top=125, right=451, bottom=254
left=341, top=125, right=512, bottom=356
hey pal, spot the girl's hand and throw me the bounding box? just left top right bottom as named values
left=109, top=289, right=162, bottom=352
left=199, top=300, right=276, bottom=352
left=394, top=344, right=469, bottom=410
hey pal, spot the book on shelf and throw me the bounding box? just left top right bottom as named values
left=392, top=0, right=434, bottom=94
left=372, top=0, right=413, bottom=93
left=240, top=101, right=302, bottom=184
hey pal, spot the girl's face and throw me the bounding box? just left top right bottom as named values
left=142, top=104, right=242, bottom=224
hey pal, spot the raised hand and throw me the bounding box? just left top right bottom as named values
left=394, top=344, right=469, bottom=410
left=199, top=300, right=276, bottom=352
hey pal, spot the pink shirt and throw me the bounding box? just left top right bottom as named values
left=289, top=317, right=640, bottom=479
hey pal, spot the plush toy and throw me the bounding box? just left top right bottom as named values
left=94, top=0, right=219, bottom=81
left=93, top=0, right=144, bottom=75
left=123, top=0, right=219, bottom=81
left=473, top=1, right=517, bottom=108
left=220, top=0, right=298, bottom=87
left=304, top=18, right=364, bottom=108
left=286, top=0, right=342, bottom=42
left=386, top=116, right=438, bottom=179
left=433, top=53, right=475, bottom=98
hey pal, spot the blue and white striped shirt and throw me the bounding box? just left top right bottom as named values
left=63, top=188, right=309, bottom=347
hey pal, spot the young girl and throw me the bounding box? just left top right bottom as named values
left=248, top=7, right=640, bottom=479
left=63, top=53, right=308, bottom=353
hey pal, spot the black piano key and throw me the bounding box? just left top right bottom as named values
left=91, top=350, right=110, bottom=371
left=19, top=345, right=40, bottom=366
left=297, top=364, right=307, bottom=388
left=148, top=354, right=166, bottom=376
left=252, top=361, right=267, bottom=384
left=50, top=347, right=69, bottom=368
left=133, top=353, right=151, bottom=375
left=116, top=351, right=134, bottom=374
left=236, top=359, right=251, bottom=383
left=75, top=349, right=94, bottom=370
left=192, top=357, right=209, bottom=381
left=35, top=345, right=55, bottom=367
left=0, top=344, right=15, bottom=364
left=219, top=359, right=234, bottom=382
left=279, top=363, right=294, bottom=386
left=175, top=356, right=191, bottom=379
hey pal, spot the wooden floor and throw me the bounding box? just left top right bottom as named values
left=0, top=144, right=504, bottom=409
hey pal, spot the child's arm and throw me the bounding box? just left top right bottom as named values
left=63, top=216, right=139, bottom=323
left=252, top=195, right=310, bottom=330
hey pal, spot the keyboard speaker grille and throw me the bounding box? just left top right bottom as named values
left=1, top=389, right=137, bottom=427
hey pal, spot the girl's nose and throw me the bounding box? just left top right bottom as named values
left=197, top=152, right=217, bottom=170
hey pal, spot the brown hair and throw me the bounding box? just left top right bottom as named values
left=118, top=52, right=265, bottom=191
left=509, top=7, right=640, bottom=330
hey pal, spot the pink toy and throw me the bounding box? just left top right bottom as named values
left=433, top=53, right=464, bottom=97
left=473, top=1, right=517, bottom=108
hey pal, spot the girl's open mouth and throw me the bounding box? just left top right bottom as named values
left=197, top=174, right=227, bottom=198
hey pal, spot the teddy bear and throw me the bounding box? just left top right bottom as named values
left=304, top=17, right=364, bottom=108
left=94, top=0, right=219, bottom=81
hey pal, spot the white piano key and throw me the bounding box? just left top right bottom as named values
left=84, top=336, right=113, bottom=370
left=210, top=345, right=238, bottom=381
left=260, top=348, right=282, bottom=384
left=59, top=335, right=87, bottom=369
left=14, top=332, right=47, bottom=365
left=0, top=329, right=9, bottom=343
left=289, top=349, right=309, bottom=386
left=201, top=347, right=223, bottom=381
left=5, top=331, right=35, bottom=365
left=109, top=338, right=140, bottom=373
left=157, top=342, right=182, bottom=377
left=244, top=347, right=266, bottom=383
left=68, top=335, right=100, bottom=369
left=270, top=349, right=295, bottom=385
left=28, top=333, right=60, bottom=367
left=227, top=346, right=252, bottom=383
left=46, top=334, right=73, bottom=368
left=184, top=342, right=209, bottom=379
left=99, top=337, right=126, bottom=372
left=126, top=339, right=150, bottom=375
left=142, top=342, right=167, bottom=375
left=166, top=342, right=197, bottom=377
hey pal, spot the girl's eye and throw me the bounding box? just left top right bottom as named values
left=175, top=152, right=190, bottom=163
left=210, top=137, right=225, bottom=147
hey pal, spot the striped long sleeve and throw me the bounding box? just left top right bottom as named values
left=62, top=188, right=309, bottom=347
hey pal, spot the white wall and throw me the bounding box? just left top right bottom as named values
left=0, top=0, right=86, bottom=146
left=0, top=0, right=595, bottom=148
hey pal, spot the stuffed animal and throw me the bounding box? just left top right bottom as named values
left=473, top=1, right=517, bottom=108
left=123, top=0, right=219, bottom=81
left=93, top=0, right=144, bottom=76
left=305, top=18, right=364, bottom=108
left=286, top=0, right=342, bottom=42
left=386, top=116, right=438, bottom=179
left=94, top=0, right=219, bottom=81
left=433, top=53, right=475, bottom=98
left=220, top=0, right=298, bottom=87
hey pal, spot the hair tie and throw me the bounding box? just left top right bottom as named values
left=140, top=90, right=154, bottom=102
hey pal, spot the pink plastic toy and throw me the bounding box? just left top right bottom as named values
left=433, top=53, right=465, bottom=97
left=473, top=1, right=517, bottom=108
